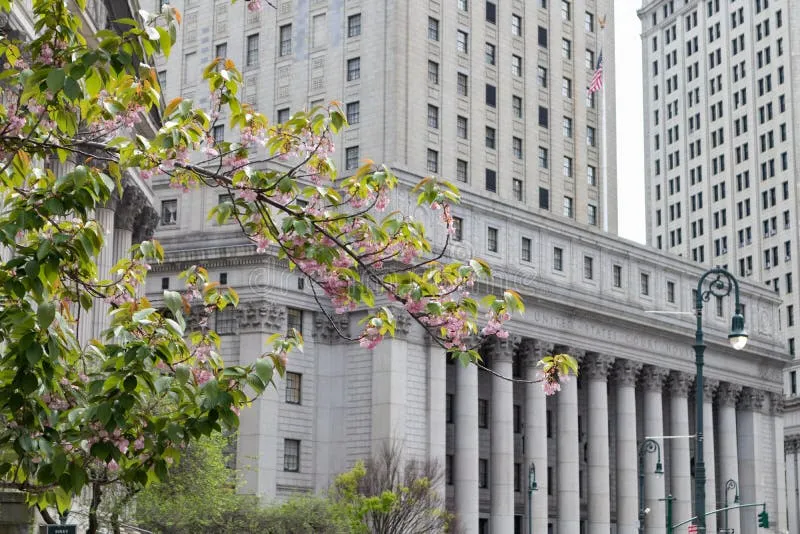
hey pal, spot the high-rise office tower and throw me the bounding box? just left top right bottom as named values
left=157, top=0, right=618, bottom=232
left=639, top=1, right=800, bottom=530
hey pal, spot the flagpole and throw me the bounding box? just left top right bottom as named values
left=599, top=15, right=609, bottom=233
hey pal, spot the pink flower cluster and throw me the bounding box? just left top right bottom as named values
left=247, top=0, right=264, bottom=12
left=420, top=307, right=471, bottom=350
left=537, top=369, right=568, bottom=396
left=359, top=323, right=383, bottom=349
left=192, top=366, right=213, bottom=385
left=481, top=312, right=511, bottom=339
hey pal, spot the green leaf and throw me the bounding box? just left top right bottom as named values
left=37, top=302, right=55, bottom=329
left=163, top=290, right=183, bottom=316
left=254, top=358, right=274, bottom=384
left=46, top=69, right=66, bottom=92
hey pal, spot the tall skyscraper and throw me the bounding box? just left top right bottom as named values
left=639, top=1, right=800, bottom=530
left=157, top=0, right=618, bottom=233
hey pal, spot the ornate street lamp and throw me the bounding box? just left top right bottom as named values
left=723, top=478, right=739, bottom=532
left=638, top=438, right=664, bottom=534
left=693, top=268, right=748, bottom=534
left=528, top=462, right=538, bottom=534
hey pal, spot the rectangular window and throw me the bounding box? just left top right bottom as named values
left=458, top=0, right=468, bottom=10
left=538, top=26, right=548, bottom=47
left=583, top=256, right=594, bottom=279
left=457, top=30, right=469, bottom=53
left=563, top=117, right=573, bottom=138
left=428, top=60, right=439, bottom=84
left=246, top=34, right=259, bottom=66
left=215, top=42, right=227, bottom=60
left=563, top=157, right=573, bottom=178
left=512, top=54, right=522, bottom=76
left=667, top=281, right=675, bottom=303
left=486, top=84, right=497, bottom=107
left=562, top=77, right=572, bottom=98
left=457, top=116, right=468, bottom=139
left=551, top=247, right=565, bottom=273
left=587, top=165, right=597, bottom=186
left=285, top=372, right=302, bottom=404
left=521, top=237, right=532, bottom=262
left=588, top=204, right=597, bottom=226
left=452, top=217, right=463, bottom=241
left=485, top=126, right=496, bottom=149
left=345, top=146, right=359, bottom=170
left=640, top=273, right=650, bottom=296
left=563, top=196, right=573, bottom=217
left=538, top=106, right=548, bottom=128
left=279, top=24, right=292, bottom=56
left=347, top=57, right=361, bottom=81
left=512, top=178, right=523, bottom=201
left=486, top=1, right=497, bottom=23
left=514, top=463, right=521, bottom=492
left=479, top=459, right=488, bottom=488
left=287, top=307, right=303, bottom=334
left=537, top=66, right=548, bottom=87
left=613, top=265, right=622, bottom=287
left=562, top=38, right=572, bottom=59
left=487, top=227, right=498, bottom=252
left=346, top=101, right=360, bottom=124
left=283, top=439, right=300, bottom=471
left=457, top=72, right=469, bottom=96
left=485, top=169, right=497, bottom=192
left=539, top=187, right=549, bottom=210
left=277, top=107, right=290, bottom=123
left=478, top=399, right=488, bottom=428
left=426, top=149, right=439, bottom=173
left=512, top=137, right=523, bottom=159
left=512, top=14, right=522, bottom=36
left=512, top=95, right=523, bottom=118
left=428, top=17, right=440, bottom=41
left=561, top=0, right=571, bottom=20
left=161, top=199, right=178, bottom=226
left=538, top=147, right=549, bottom=169
left=427, top=105, right=439, bottom=129
left=485, top=42, right=496, bottom=65
left=347, top=13, right=362, bottom=37
left=456, top=159, right=468, bottom=183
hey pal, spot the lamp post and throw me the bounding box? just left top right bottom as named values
left=724, top=478, right=740, bottom=533
left=638, top=438, right=664, bottom=534
left=528, top=462, right=538, bottom=534
left=693, top=267, right=748, bottom=534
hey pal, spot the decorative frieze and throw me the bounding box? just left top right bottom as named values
left=313, top=312, right=350, bottom=344
left=238, top=301, right=286, bottom=333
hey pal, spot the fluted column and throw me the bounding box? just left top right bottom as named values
left=488, top=336, right=519, bottom=533
left=454, top=355, right=479, bottom=534
left=771, top=392, right=787, bottom=533
left=668, top=371, right=693, bottom=528
left=702, top=379, right=719, bottom=534
left=584, top=353, right=614, bottom=534
left=717, top=382, right=742, bottom=533
left=640, top=365, right=669, bottom=534
left=737, top=387, right=766, bottom=534
left=557, top=347, right=581, bottom=534
left=787, top=437, right=800, bottom=534
left=523, top=339, right=550, bottom=534
left=615, top=359, right=643, bottom=533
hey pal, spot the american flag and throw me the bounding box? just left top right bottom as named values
left=588, top=52, right=604, bottom=94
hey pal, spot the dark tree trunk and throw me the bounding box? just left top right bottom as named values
left=88, top=482, right=103, bottom=534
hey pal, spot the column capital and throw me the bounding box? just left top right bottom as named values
left=115, top=183, right=146, bottom=230
left=717, top=382, right=743, bottom=407
left=386, top=305, right=413, bottom=339
left=132, top=204, right=159, bottom=243
left=313, top=312, right=350, bottom=344
left=238, top=300, right=286, bottom=333
left=612, top=359, right=643, bottom=387
left=484, top=335, right=521, bottom=363
left=737, top=387, right=766, bottom=412
left=668, top=371, right=694, bottom=397
left=639, top=365, right=670, bottom=392
left=582, top=353, right=615, bottom=381
left=520, top=339, right=553, bottom=367
left=703, top=378, right=720, bottom=398
left=769, top=391, right=785, bottom=415
left=786, top=435, right=800, bottom=454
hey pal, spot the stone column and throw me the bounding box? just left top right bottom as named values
left=370, top=312, right=411, bottom=455
left=717, top=382, right=742, bottom=533
left=488, top=336, right=520, bottom=533
left=615, top=359, right=643, bottom=533
left=584, top=353, right=614, bottom=534
left=640, top=365, right=669, bottom=534
left=668, top=371, right=693, bottom=529
left=92, top=200, right=117, bottom=335
left=557, top=347, right=581, bottom=534
left=236, top=301, right=284, bottom=499
left=787, top=437, right=800, bottom=534
left=702, top=379, right=719, bottom=534
left=522, top=339, right=550, bottom=534
left=454, top=352, right=479, bottom=534
left=772, top=393, right=787, bottom=533
left=737, top=387, right=766, bottom=534
left=427, top=339, right=447, bottom=500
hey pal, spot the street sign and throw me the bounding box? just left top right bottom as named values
left=688, top=525, right=698, bottom=534
left=39, top=525, right=77, bottom=534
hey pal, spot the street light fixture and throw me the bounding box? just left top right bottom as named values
left=693, top=268, right=747, bottom=534
left=528, top=462, right=538, bottom=534
left=724, top=479, right=739, bottom=533
left=638, top=438, right=664, bottom=534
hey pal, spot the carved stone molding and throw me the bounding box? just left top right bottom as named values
left=785, top=435, right=800, bottom=455
left=312, top=312, right=350, bottom=344
left=613, top=359, right=643, bottom=388
left=115, top=184, right=146, bottom=230
left=484, top=335, right=521, bottom=364
left=769, top=392, right=785, bottom=415
left=386, top=306, right=413, bottom=339
left=737, top=387, right=766, bottom=412
left=238, top=301, right=286, bottom=333
left=668, top=371, right=694, bottom=397
left=717, top=382, right=743, bottom=407
left=639, top=365, right=670, bottom=392
left=582, top=353, right=615, bottom=381
left=132, top=205, right=160, bottom=243
left=703, top=378, right=719, bottom=398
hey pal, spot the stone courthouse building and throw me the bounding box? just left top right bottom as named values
left=146, top=1, right=791, bottom=534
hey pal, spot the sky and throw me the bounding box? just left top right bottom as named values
left=613, top=1, right=646, bottom=244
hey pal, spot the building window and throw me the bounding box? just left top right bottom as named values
left=521, top=237, right=531, bottom=262
left=588, top=165, right=597, bottom=186
left=486, top=1, right=497, bottom=23
left=277, top=107, right=290, bottom=123
left=562, top=38, right=572, bottom=59
left=539, top=187, right=549, bottom=210
left=446, top=455, right=454, bottom=484
left=347, top=13, right=362, bottom=37
left=553, top=247, right=563, bottom=271
left=346, top=101, right=360, bottom=124
left=613, top=265, right=622, bottom=288
left=512, top=178, right=523, bottom=201
left=479, top=459, right=488, bottom=488
left=512, top=14, right=522, bottom=36
left=347, top=57, right=361, bottom=81
left=287, top=307, right=303, bottom=334
left=345, top=146, right=359, bottom=170
left=427, top=149, right=439, bottom=173
left=563, top=116, right=573, bottom=138
left=161, top=199, right=178, bottom=226
left=512, top=54, right=522, bottom=76
left=478, top=399, right=488, bottom=427
left=562, top=77, right=572, bottom=98
left=588, top=204, right=597, bottom=226
left=161, top=277, right=169, bottom=290
left=157, top=69, right=167, bottom=91
left=212, top=124, right=225, bottom=144
left=458, top=0, right=469, bottom=10
left=485, top=42, right=496, bottom=65
left=457, top=72, right=469, bottom=96
left=485, top=126, right=496, bottom=149
left=453, top=217, right=463, bottom=241
left=457, top=30, right=469, bottom=53
left=514, top=462, right=521, bottom=492
left=584, top=256, right=594, bottom=279
left=487, top=227, right=498, bottom=252
left=791, top=370, right=797, bottom=395
left=587, top=126, right=596, bottom=147
left=456, top=159, right=468, bottom=182
left=428, top=17, right=440, bottom=41
left=667, top=281, right=675, bottom=303
left=485, top=169, right=497, bottom=192
left=446, top=394, right=453, bottom=422
left=428, top=60, right=439, bottom=84
left=512, top=95, right=523, bottom=118
left=538, top=147, right=549, bottom=169
left=561, top=0, right=571, bottom=20
left=640, top=273, right=650, bottom=296
left=457, top=116, right=468, bottom=139
left=219, top=272, right=227, bottom=285
left=538, top=106, right=548, bottom=127
left=513, top=137, right=523, bottom=159
left=537, top=66, right=548, bottom=87
left=486, top=84, right=496, bottom=107
left=427, top=105, right=439, bottom=129
left=563, top=196, right=573, bottom=217
left=538, top=26, right=548, bottom=47
left=285, top=372, right=302, bottom=404
left=279, top=24, right=292, bottom=56
left=563, top=157, right=573, bottom=178
left=246, top=34, right=259, bottom=66
left=283, top=439, right=300, bottom=471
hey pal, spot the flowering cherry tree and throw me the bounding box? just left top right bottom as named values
left=0, top=0, right=576, bottom=527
